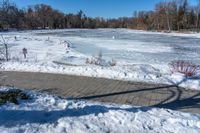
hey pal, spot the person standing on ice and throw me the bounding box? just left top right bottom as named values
left=22, top=48, right=28, bottom=59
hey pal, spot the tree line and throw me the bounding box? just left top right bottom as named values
left=0, top=0, right=200, bottom=32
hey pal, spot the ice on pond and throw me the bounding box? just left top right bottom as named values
left=36, top=29, right=200, bottom=65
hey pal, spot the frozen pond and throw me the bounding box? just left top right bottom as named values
left=36, top=29, right=200, bottom=64
left=1, top=29, right=200, bottom=90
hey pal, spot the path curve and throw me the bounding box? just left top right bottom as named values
left=1, top=71, right=200, bottom=114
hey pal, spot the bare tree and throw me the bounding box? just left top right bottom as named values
left=196, top=0, right=200, bottom=32
left=0, top=35, right=9, bottom=61
left=166, top=8, right=171, bottom=31
left=163, top=0, right=171, bottom=31
left=0, top=0, right=200, bottom=31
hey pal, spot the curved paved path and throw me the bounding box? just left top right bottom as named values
left=1, top=71, right=200, bottom=114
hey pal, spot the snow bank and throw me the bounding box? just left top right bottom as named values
left=0, top=87, right=200, bottom=133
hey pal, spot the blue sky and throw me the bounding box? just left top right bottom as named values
left=13, top=0, right=197, bottom=18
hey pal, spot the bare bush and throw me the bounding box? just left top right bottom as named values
left=85, top=57, right=117, bottom=67
left=85, top=50, right=117, bottom=67
left=85, top=56, right=100, bottom=65
left=169, top=60, right=200, bottom=78
left=95, top=50, right=103, bottom=65
left=110, top=58, right=117, bottom=66
left=85, top=58, right=90, bottom=64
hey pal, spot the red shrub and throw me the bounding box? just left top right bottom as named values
left=169, top=61, right=200, bottom=78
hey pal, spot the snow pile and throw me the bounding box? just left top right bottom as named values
left=0, top=29, right=200, bottom=90
left=0, top=87, right=200, bottom=133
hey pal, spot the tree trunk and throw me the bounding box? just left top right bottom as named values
left=197, top=13, right=200, bottom=32
left=166, top=13, right=171, bottom=31
left=5, top=43, right=8, bottom=61
left=1, top=35, right=9, bottom=61
left=197, top=0, right=200, bottom=32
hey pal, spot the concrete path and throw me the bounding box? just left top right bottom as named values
left=1, top=71, right=200, bottom=114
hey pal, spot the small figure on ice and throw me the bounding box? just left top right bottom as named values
left=22, top=48, right=28, bottom=59
left=112, top=36, right=115, bottom=39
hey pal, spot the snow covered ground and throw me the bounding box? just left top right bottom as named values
left=0, top=29, right=200, bottom=90
left=0, top=87, right=200, bottom=133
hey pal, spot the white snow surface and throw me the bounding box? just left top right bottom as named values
left=0, top=87, right=200, bottom=133
left=0, top=29, right=200, bottom=90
